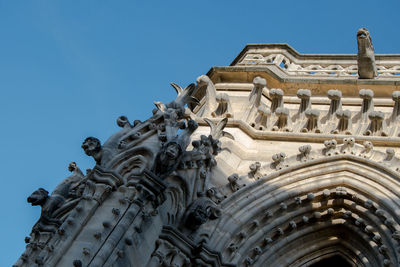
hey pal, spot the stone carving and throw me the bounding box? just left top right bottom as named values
left=323, top=139, right=339, bottom=156
left=321, top=89, right=342, bottom=132
left=326, top=90, right=342, bottom=120
left=246, top=77, right=266, bottom=124
left=204, top=118, right=234, bottom=141
left=353, top=89, right=374, bottom=134
left=381, top=148, right=395, bottom=165
left=364, top=111, right=387, bottom=136
left=389, top=91, right=400, bottom=135
left=238, top=43, right=400, bottom=77
left=17, top=40, right=400, bottom=267
left=152, top=120, right=198, bottom=179
left=169, top=82, right=200, bottom=111
left=251, top=104, right=271, bottom=130
left=301, top=109, right=320, bottom=133
left=332, top=109, right=352, bottom=134
left=183, top=195, right=221, bottom=232
left=271, top=152, right=288, bottom=170
left=27, top=162, right=85, bottom=233
left=272, top=107, right=292, bottom=132
left=227, top=173, right=241, bottom=192
left=82, top=137, right=103, bottom=165
left=269, top=88, right=284, bottom=113
left=341, top=137, right=356, bottom=155
left=248, top=162, right=262, bottom=179
left=359, top=141, right=374, bottom=158
left=206, top=187, right=226, bottom=204
left=357, top=28, right=377, bottom=79
left=297, top=145, right=313, bottom=162
left=196, top=75, right=232, bottom=118
left=297, top=89, right=311, bottom=111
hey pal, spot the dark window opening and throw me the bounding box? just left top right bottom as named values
left=309, top=255, right=352, bottom=267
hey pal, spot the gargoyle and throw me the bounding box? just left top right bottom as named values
left=357, top=28, right=377, bottom=79
left=27, top=162, right=85, bottom=233
left=82, top=137, right=102, bottom=164
left=28, top=188, right=62, bottom=233
left=152, top=120, right=198, bottom=179
left=183, top=195, right=221, bottom=232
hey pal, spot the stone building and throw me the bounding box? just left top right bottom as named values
left=15, top=29, right=400, bottom=266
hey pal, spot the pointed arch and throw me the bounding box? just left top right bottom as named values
left=202, top=156, right=400, bottom=266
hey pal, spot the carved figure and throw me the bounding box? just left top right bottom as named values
left=357, top=28, right=377, bottom=79
left=183, top=195, right=221, bottom=231
left=28, top=162, right=85, bottom=233
left=82, top=137, right=102, bottom=164
left=153, top=138, right=184, bottom=178
left=359, top=141, right=373, bottom=158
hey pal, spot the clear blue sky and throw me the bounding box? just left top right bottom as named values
left=1, top=1, right=400, bottom=265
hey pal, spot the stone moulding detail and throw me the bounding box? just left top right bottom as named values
left=211, top=78, right=400, bottom=140
left=205, top=137, right=400, bottom=212
left=203, top=158, right=400, bottom=266
left=233, top=44, right=400, bottom=78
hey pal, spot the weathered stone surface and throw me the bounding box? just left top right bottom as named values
left=15, top=33, right=400, bottom=267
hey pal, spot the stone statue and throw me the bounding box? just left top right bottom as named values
left=357, top=28, right=377, bottom=79
left=81, top=137, right=102, bottom=164
left=152, top=120, right=199, bottom=179
left=183, top=195, right=221, bottom=232
left=27, top=162, right=85, bottom=233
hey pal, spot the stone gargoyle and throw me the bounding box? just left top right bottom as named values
left=152, top=119, right=199, bottom=179
left=27, top=162, right=85, bottom=233
left=357, top=28, right=377, bottom=79
left=183, top=194, right=221, bottom=232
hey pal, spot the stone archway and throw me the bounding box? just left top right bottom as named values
left=201, top=157, right=400, bottom=266
left=309, top=254, right=353, bottom=267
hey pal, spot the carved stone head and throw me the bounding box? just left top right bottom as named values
left=81, top=137, right=101, bottom=157
left=27, top=188, right=49, bottom=207
left=68, top=162, right=77, bottom=172
left=165, top=142, right=182, bottom=160
left=357, top=28, right=373, bottom=51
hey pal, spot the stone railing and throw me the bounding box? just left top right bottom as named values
left=233, top=44, right=400, bottom=78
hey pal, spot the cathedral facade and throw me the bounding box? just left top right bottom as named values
left=15, top=30, right=400, bottom=266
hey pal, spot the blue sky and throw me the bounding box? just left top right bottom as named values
left=1, top=1, right=400, bottom=265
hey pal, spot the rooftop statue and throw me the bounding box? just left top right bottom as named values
left=357, top=28, right=377, bottom=79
